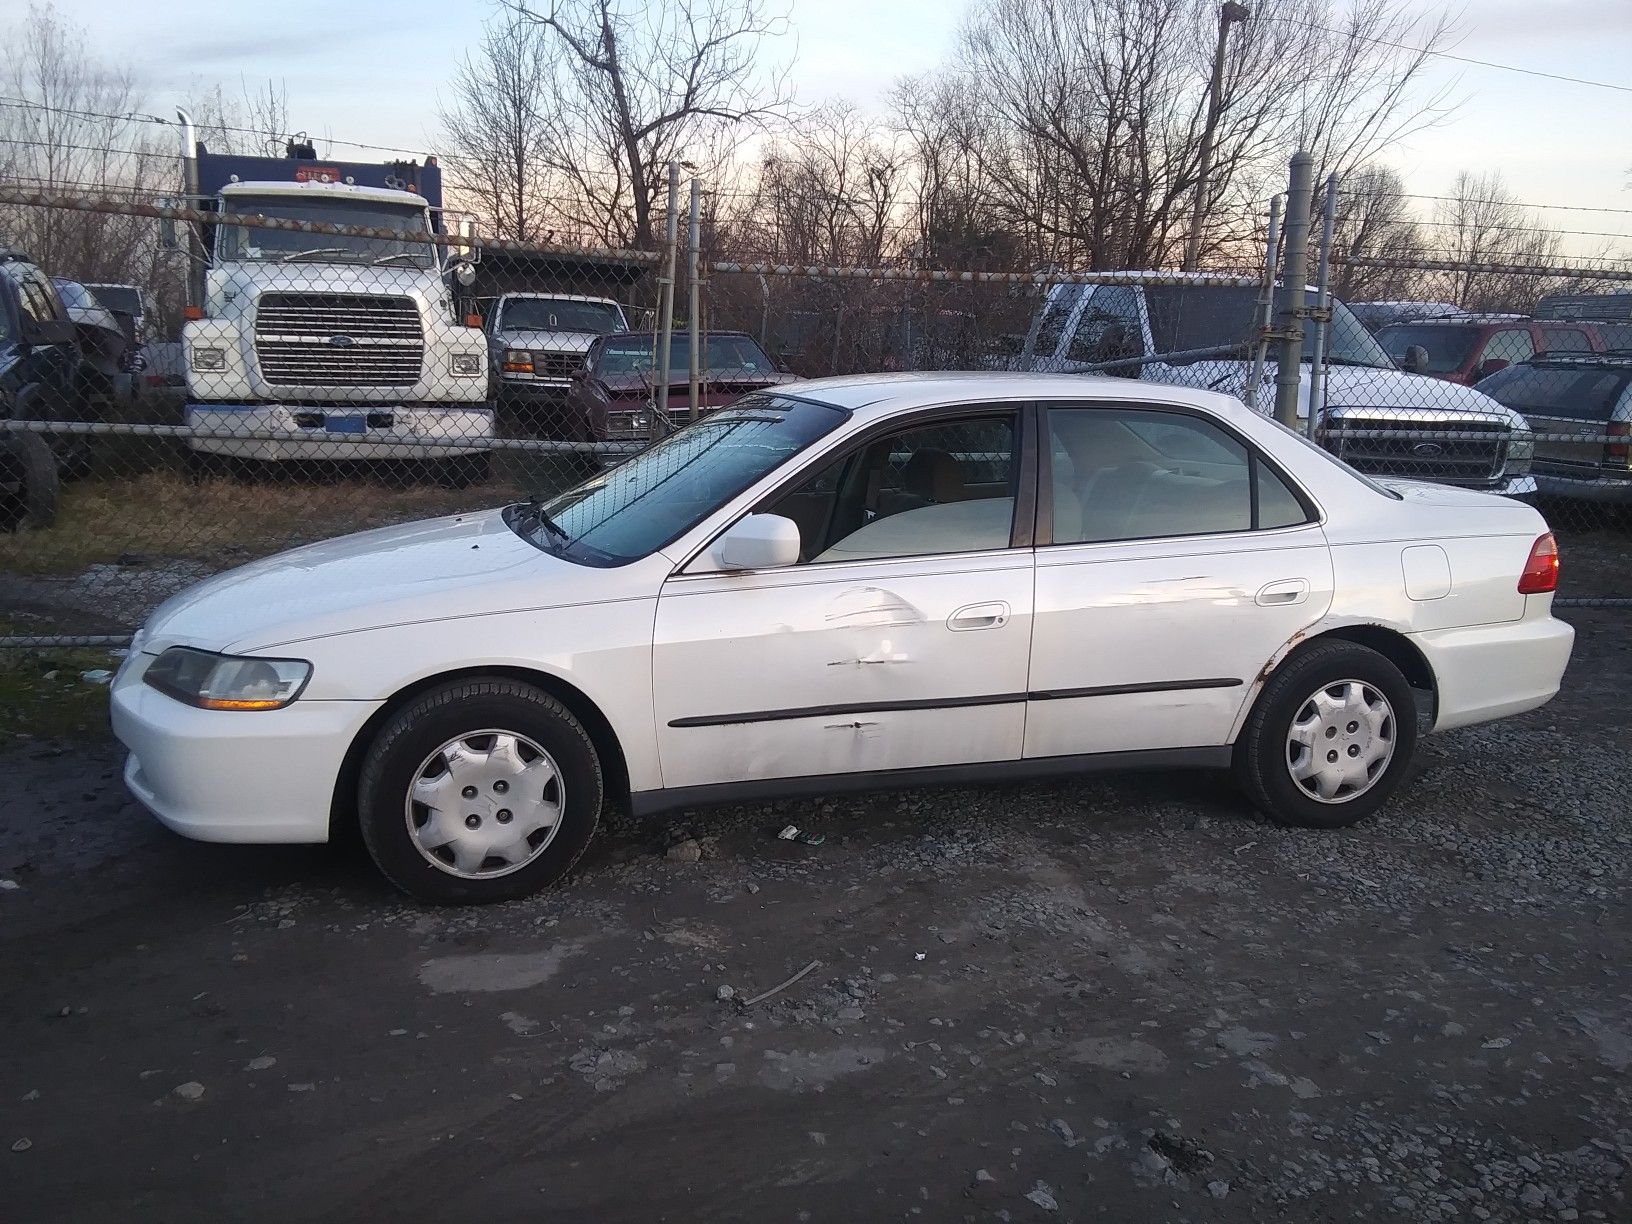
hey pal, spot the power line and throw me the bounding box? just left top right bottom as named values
left=1340, top=189, right=1632, bottom=218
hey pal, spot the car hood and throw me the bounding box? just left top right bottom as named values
left=140, top=509, right=602, bottom=654
left=494, top=328, right=600, bottom=353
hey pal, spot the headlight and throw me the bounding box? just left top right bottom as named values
left=1507, top=427, right=1535, bottom=474
left=143, top=647, right=311, bottom=711
left=501, top=349, right=533, bottom=374
left=449, top=352, right=483, bottom=377
left=191, top=346, right=226, bottom=372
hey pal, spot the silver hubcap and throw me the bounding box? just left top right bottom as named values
left=404, top=730, right=565, bottom=878
left=1285, top=679, right=1396, bottom=804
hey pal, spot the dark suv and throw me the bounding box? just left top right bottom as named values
left=1376, top=316, right=1613, bottom=385
left=1, top=249, right=86, bottom=528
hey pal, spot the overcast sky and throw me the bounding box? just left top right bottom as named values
left=56, top=0, right=1632, bottom=250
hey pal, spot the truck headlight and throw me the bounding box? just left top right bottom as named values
left=143, top=647, right=311, bottom=711
left=191, top=346, right=227, bottom=372
left=449, top=353, right=484, bottom=377
left=1507, top=428, right=1535, bottom=475
left=501, top=349, right=533, bottom=374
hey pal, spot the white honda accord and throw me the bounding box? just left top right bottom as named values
left=112, top=374, right=1574, bottom=903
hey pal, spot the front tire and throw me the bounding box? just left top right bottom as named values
left=357, top=679, right=603, bottom=904
left=1235, top=641, right=1418, bottom=829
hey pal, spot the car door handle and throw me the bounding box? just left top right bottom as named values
left=1256, top=579, right=1309, bottom=607
left=948, top=601, right=1010, bottom=631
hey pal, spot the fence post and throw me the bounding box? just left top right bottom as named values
left=687, top=177, right=702, bottom=423
left=1307, top=172, right=1339, bottom=438
left=1273, top=151, right=1314, bottom=428
left=1244, top=193, right=1283, bottom=412
left=654, top=161, right=680, bottom=439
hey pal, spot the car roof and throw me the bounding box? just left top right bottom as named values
left=781, top=371, right=1249, bottom=422
left=606, top=329, right=754, bottom=340
left=499, top=293, right=620, bottom=305
left=219, top=180, right=427, bottom=208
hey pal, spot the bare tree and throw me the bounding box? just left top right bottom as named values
left=1431, top=170, right=1563, bottom=312
left=1327, top=164, right=1426, bottom=302
left=438, top=15, right=556, bottom=241
left=508, top=0, right=793, bottom=250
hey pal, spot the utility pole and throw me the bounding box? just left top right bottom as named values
left=654, top=161, right=680, bottom=438
left=687, top=176, right=702, bottom=424
left=1273, top=151, right=1314, bottom=429
left=1183, top=2, right=1250, bottom=272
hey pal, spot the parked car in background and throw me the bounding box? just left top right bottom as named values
left=111, top=372, right=1573, bottom=903
left=1477, top=351, right=1632, bottom=503
left=1017, top=277, right=1537, bottom=496
left=85, top=282, right=186, bottom=416
left=1376, top=316, right=1606, bottom=385
left=54, top=278, right=137, bottom=414
left=570, top=330, right=796, bottom=441
left=1348, top=301, right=1463, bottom=333
left=487, top=293, right=628, bottom=436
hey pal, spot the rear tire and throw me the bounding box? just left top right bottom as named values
left=1234, top=640, right=1418, bottom=829
left=0, top=431, right=60, bottom=531
left=357, top=679, right=603, bottom=904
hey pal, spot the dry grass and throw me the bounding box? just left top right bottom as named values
left=0, top=470, right=527, bottom=576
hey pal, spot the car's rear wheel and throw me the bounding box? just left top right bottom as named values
left=357, top=678, right=603, bottom=904
left=1235, top=641, right=1418, bottom=829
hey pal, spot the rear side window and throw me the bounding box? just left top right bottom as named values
left=1482, top=366, right=1628, bottom=421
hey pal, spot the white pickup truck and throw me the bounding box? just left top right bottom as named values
left=1017, top=275, right=1536, bottom=497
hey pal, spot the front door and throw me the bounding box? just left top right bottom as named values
left=1024, top=401, right=1334, bottom=759
left=652, top=408, right=1036, bottom=790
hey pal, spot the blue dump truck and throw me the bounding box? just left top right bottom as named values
left=177, top=132, right=493, bottom=482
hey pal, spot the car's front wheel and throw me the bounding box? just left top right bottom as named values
left=357, top=678, right=603, bottom=904
left=1235, top=641, right=1419, bottom=829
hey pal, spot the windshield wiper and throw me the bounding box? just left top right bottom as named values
left=372, top=252, right=425, bottom=267
left=518, top=496, right=570, bottom=543
left=280, top=248, right=354, bottom=263
left=1325, top=355, right=1390, bottom=368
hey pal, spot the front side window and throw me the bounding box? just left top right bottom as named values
left=1376, top=324, right=1479, bottom=373
left=1148, top=285, right=1391, bottom=369
left=508, top=396, right=846, bottom=565
left=216, top=195, right=435, bottom=268
left=1046, top=405, right=1310, bottom=544
left=765, top=414, right=1020, bottom=563
left=1482, top=328, right=1534, bottom=366
left=1066, top=285, right=1142, bottom=366
left=500, top=298, right=623, bottom=334
left=1030, top=285, right=1086, bottom=364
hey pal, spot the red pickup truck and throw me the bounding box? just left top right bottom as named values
left=1376, top=315, right=1631, bottom=385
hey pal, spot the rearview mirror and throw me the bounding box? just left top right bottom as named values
left=1402, top=344, right=1430, bottom=375
left=713, top=513, right=801, bottom=571
left=23, top=316, right=75, bottom=347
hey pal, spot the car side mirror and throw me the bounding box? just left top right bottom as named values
left=1402, top=344, right=1430, bottom=375
left=1476, top=357, right=1510, bottom=379
left=713, top=513, right=801, bottom=571
left=22, top=316, right=75, bottom=347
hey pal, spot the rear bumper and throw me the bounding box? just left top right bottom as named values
left=185, top=403, right=494, bottom=460
left=1532, top=468, right=1632, bottom=504
left=1413, top=612, right=1575, bottom=733
left=111, top=661, right=378, bottom=843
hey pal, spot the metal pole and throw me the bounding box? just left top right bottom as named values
left=1307, top=172, right=1339, bottom=438
left=1273, top=151, right=1314, bottom=428
left=1183, top=3, right=1249, bottom=272
left=687, top=177, right=702, bottom=423
left=1243, top=193, right=1282, bottom=411
left=654, top=162, right=679, bottom=438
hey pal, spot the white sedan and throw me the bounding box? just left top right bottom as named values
left=112, top=374, right=1575, bottom=904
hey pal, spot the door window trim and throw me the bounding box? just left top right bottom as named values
left=1034, top=400, right=1320, bottom=548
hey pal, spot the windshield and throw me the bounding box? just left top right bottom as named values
left=86, top=285, right=142, bottom=316
left=1145, top=285, right=1394, bottom=369
left=1375, top=324, right=1480, bottom=374
left=598, top=334, right=774, bottom=377
left=507, top=395, right=846, bottom=565
left=500, top=298, right=623, bottom=334
left=216, top=195, right=435, bottom=268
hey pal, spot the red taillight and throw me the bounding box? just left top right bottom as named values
left=1609, top=420, right=1630, bottom=467
left=1518, top=532, right=1559, bottom=595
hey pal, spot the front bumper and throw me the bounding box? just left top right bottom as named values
left=1413, top=611, right=1574, bottom=733
left=497, top=377, right=572, bottom=404
left=185, top=403, right=495, bottom=460
left=111, top=658, right=380, bottom=844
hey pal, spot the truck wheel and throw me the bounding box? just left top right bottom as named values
left=1234, top=641, right=1419, bottom=829
left=0, top=431, right=60, bottom=531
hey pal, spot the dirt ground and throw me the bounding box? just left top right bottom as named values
left=2, top=611, right=1629, bottom=1223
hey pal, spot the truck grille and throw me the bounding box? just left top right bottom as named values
left=531, top=351, right=581, bottom=379
left=253, top=293, right=423, bottom=387
left=1323, top=418, right=1509, bottom=487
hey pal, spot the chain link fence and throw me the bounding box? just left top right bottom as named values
left=2, top=179, right=1629, bottom=650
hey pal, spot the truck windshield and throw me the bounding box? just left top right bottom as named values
left=599, top=334, right=773, bottom=376
left=500, top=298, right=623, bottom=334
left=506, top=395, right=846, bottom=565
left=1145, top=285, right=1394, bottom=369
left=216, top=196, right=435, bottom=268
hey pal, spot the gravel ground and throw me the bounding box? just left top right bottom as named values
left=1, top=611, right=1628, bottom=1223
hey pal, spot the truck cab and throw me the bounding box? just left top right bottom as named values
left=487, top=293, right=627, bottom=434
left=181, top=148, right=493, bottom=482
